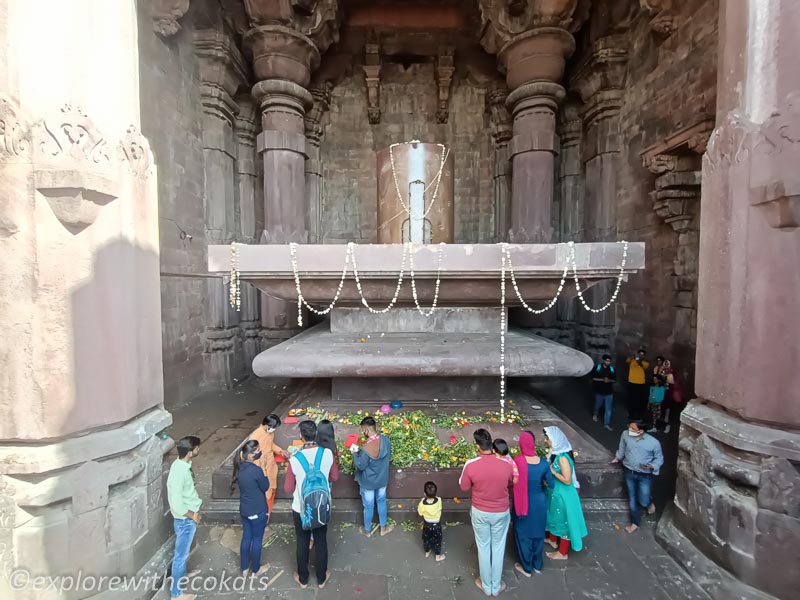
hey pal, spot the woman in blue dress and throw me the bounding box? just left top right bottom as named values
left=544, top=426, right=588, bottom=560
left=512, top=431, right=554, bottom=576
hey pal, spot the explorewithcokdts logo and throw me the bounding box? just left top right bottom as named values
left=4, top=569, right=274, bottom=594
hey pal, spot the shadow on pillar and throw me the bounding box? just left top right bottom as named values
left=0, top=239, right=176, bottom=600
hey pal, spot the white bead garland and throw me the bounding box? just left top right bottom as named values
left=499, top=244, right=507, bottom=420
left=389, top=141, right=449, bottom=220
left=229, top=241, right=241, bottom=311
left=503, top=243, right=569, bottom=314
left=568, top=240, right=629, bottom=312
left=290, top=242, right=352, bottom=326
left=408, top=242, right=445, bottom=317
left=350, top=242, right=409, bottom=314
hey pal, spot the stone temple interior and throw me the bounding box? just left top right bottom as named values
left=1, top=1, right=798, bottom=600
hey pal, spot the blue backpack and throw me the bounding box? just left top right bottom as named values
left=596, top=364, right=615, bottom=374
left=294, top=448, right=332, bottom=530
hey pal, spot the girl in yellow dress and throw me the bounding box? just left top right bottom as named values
left=248, top=414, right=289, bottom=520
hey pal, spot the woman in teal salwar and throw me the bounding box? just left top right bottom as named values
left=543, top=426, right=587, bottom=560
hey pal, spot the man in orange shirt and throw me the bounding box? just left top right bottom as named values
left=626, top=349, right=650, bottom=421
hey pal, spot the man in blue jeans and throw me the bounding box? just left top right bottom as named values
left=592, top=354, right=617, bottom=430
left=611, top=421, right=664, bottom=533
left=350, top=417, right=395, bottom=537
left=166, top=436, right=202, bottom=600
left=460, top=429, right=514, bottom=597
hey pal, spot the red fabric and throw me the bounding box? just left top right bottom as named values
left=512, top=432, right=537, bottom=516
left=459, top=454, right=515, bottom=513
left=559, top=538, right=571, bottom=555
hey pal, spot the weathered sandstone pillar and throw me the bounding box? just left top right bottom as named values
left=571, top=34, right=628, bottom=356
left=486, top=83, right=513, bottom=242
left=0, top=1, right=171, bottom=598
left=305, top=83, right=333, bottom=243
left=657, top=2, right=800, bottom=599
left=195, top=30, right=249, bottom=387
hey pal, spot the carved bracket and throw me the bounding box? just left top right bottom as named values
left=640, top=0, right=677, bottom=38
left=485, top=82, right=512, bottom=146
left=304, top=82, right=333, bottom=146
left=435, top=47, right=456, bottom=124
left=363, top=43, right=382, bottom=125
left=152, top=0, right=191, bottom=37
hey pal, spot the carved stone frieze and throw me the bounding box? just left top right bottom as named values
left=639, top=0, right=677, bottom=37
left=119, top=126, right=154, bottom=178
left=151, top=0, right=191, bottom=37
left=194, top=30, right=249, bottom=125
left=363, top=43, right=382, bottom=125
left=570, top=34, right=628, bottom=125
left=435, top=47, right=456, bottom=124
left=0, top=95, right=29, bottom=160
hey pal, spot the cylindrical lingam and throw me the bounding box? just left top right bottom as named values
left=376, top=142, right=455, bottom=243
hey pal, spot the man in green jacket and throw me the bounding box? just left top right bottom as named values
left=167, top=436, right=202, bottom=599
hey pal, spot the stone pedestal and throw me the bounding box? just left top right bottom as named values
left=658, top=2, right=800, bottom=599
left=0, top=1, right=171, bottom=598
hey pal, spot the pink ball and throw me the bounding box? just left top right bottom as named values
left=380, top=404, right=391, bottom=414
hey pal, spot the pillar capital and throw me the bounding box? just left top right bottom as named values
left=497, top=28, right=575, bottom=91
left=478, top=0, right=583, bottom=56
left=244, top=25, right=320, bottom=87
left=304, top=82, right=333, bottom=148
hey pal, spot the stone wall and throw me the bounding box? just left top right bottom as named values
left=137, top=2, right=207, bottom=408
left=613, top=0, right=718, bottom=386
left=320, top=61, right=494, bottom=244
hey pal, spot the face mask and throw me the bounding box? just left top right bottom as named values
left=628, top=429, right=641, bottom=437
left=267, top=428, right=276, bottom=434
left=253, top=452, right=263, bottom=460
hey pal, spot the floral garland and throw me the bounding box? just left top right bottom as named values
left=388, top=140, right=449, bottom=220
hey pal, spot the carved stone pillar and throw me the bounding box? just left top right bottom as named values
left=0, top=2, right=171, bottom=598
left=485, top=83, right=513, bottom=242
left=242, top=1, right=339, bottom=347
left=657, top=2, right=800, bottom=599
left=479, top=2, right=579, bottom=242
left=305, top=83, right=333, bottom=243
left=235, top=95, right=262, bottom=367
left=570, top=34, right=628, bottom=356
left=195, top=30, right=248, bottom=387
left=641, top=120, right=713, bottom=377
left=555, top=101, right=584, bottom=345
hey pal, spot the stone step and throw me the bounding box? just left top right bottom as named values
left=202, top=497, right=629, bottom=525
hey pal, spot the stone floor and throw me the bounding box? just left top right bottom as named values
left=153, top=517, right=709, bottom=600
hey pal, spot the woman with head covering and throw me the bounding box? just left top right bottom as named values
left=512, top=431, right=554, bottom=576
left=543, top=426, right=588, bottom=560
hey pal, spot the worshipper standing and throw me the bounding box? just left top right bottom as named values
left=591, top=354, right=617, bottom=431
left=661, top=360, right=684, bottom=433
left=611, top=420, right=664, bottom=533
left=350, top=416, right=394, bottom=537
left=512, top=431, right=553, bottom=577
left=417, top=481, right=446, bottom=562
left=230, top=439, right=270, bottom=577
left=647, top=376, right=667, bottom=433
left=284, top=420, right=337, bottom=589
left=626, top=349, right=650, bottom=421
left=460, top=428, right=515, bottom=596
left=248, top=414, right=288, bottom=522
left=310, top=419, right=340, bottom=550
left=166, top=436, right=202, bottom=600
left=543, top=426, right=588, bottom=561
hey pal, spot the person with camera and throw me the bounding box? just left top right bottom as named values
left=625, top=349, right=650, bottom=421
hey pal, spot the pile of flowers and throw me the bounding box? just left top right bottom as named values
left=301, top=406, right=538, bottom=475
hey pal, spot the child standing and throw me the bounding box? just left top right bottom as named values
left=417, top=481, right=445, bottom=562
left=493, top=438, right=519, bottom=484
left=648, top=376, right=666, bottom=433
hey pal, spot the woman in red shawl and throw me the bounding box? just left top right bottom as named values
left=512, top=431, right=554, bottom=576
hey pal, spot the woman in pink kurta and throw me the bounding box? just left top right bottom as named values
left=249, top=414, right=288, bottom=518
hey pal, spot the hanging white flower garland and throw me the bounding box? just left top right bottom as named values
left=230, top=240, right=629, bottom=420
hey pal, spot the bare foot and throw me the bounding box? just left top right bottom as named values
left=647, top=503, right=656, bottom=515
left=293, top=572, right=308, bottom=589
left=545, top=538, right=558, bottom=549
left=380, top=524, right=395, bottom=536
left=546, top=551, right=568, bottom=561
left=495, top=581, right=507, bottom=595
left=362, top=526, right=375, bottom=538
left=475, top=578, right=489, bottom=596
left=425, top=551, right=431, bottom=558
left=318, top=571, right=331, bottom=589
left=435, top=554, right=446, bottom=562
left=625, top=524, right=639, bottom=534
left=514, top=563, right=531, bottom=578
left=186, top=569, right=201, bottom=579
left=241, top=569, right=249, bottom=578
left=173, top=595, right=197, bottom=600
